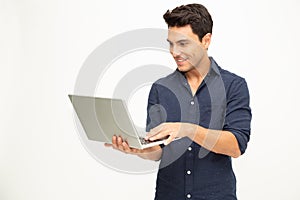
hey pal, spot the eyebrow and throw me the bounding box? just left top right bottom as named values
left=166, top=39, right=190, bottom=44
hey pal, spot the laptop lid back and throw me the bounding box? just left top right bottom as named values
left=69, top=95, right=142, bottom=148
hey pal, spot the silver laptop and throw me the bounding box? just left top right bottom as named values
left=68, top=94, right=165, bottom=149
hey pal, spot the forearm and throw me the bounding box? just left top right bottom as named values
left=189, top=125, right=241, bottom=158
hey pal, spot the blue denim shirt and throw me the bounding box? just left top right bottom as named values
left=146, top=57, right=252, bottom=200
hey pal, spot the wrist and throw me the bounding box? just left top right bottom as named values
left=186, top=123, right=198, bottom=140
left=187, top=124, right=206, bottom=141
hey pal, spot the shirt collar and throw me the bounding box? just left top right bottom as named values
left=207, top=57, right=221, bottom=77
left=175, top=56, right=221, bottom=79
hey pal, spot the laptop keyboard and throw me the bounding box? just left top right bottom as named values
left=139, top=137, right=152, bottom=145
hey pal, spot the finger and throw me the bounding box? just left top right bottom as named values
left=117, top=136, right=123, bottom=145
left=116, top=136, right=125, bottom=151
left=112, top=135, right=118, bottom=149
left=104, top=143, right=113, bottom=147
left=164, top=134, right=175, bottom=145
left=122, top=141, right=131, bottom=152
left=145, top=124, right=165, bottom=139
left=125, top=142, right=139, bottom=154
left=148, top=131, right=169, bottom=141
left=112, top=135, right=117, bottom=144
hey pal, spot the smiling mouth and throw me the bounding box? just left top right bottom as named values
left=175, top=57, right=188, bottom=65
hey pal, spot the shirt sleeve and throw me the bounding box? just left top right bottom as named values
left=146, top=83, right=162, bottom=132
left=223, top=78, right=252, bottom=155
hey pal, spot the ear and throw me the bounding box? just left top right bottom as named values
left=201, top=33, right=212, bottom=50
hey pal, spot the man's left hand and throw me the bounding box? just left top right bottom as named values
left=145, top=122, right=198, bottom=145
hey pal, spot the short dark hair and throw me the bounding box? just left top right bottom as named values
left=163, top=4, right=213, bottom=42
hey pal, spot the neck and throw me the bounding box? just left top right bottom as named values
left=184, top=56, right=211, bottom=95
left=185, top=56, right=210, bottom=81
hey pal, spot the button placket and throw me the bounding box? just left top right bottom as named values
left=185, top=145, right=193, bottom=200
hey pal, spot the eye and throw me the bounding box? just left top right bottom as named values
left=179, top=41, right=188, bottom=47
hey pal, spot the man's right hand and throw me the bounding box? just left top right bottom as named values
left=104, top=135, right=162, bottom=161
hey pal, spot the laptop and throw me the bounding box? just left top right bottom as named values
left=68, top=94, right=165, bottom=149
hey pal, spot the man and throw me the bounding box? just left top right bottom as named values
left=105, top=3, right=251, bottom=200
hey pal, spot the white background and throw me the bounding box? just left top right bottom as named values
left=1, top=0, right=300, bottom=199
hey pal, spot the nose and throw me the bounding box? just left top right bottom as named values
left=170, top=45, right=181, bottom=57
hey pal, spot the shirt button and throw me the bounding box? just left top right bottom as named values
left=188, top=147, right=192, bottom=151
left=187, top=170, right=191, bottom=175
left=187, top=194, right=192, bottom=198
left=190, top=101, right=194, bottom=105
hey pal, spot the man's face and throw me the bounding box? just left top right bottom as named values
left=167, top=25, right=208, bottom=72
